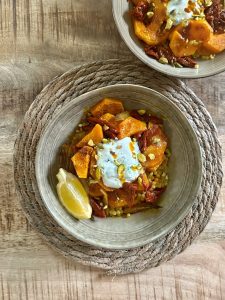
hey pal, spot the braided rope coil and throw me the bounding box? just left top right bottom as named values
left=14, top=59, right=223, bottom=275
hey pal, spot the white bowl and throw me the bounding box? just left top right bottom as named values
left=112, top=0, right=225, bottom=78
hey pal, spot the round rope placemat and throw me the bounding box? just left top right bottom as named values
left=14, top=59, right=223, bottom=275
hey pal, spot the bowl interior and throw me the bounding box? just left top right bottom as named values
left=112, top=0, right=225, bottom=78
left=36, top=84, right=202, bottom=249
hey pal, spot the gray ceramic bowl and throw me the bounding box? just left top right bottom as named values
left=36, top=84, right=202, bottom=249
left=112, top=0, right=225, bottom=78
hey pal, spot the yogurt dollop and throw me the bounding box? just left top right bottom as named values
left=97, top=137, right=142, bottom=189
left=167, top=0, right=202, bottom=25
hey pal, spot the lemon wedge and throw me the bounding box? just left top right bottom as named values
left=56, top=168, right=92, bottom=220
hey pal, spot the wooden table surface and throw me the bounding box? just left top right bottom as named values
left=1, top=1, right=225, bottom=299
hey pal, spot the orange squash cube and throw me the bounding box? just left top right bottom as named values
left=198, top=32, right=225, bottom=55
left=187, top=20, right=212, bottom=42
left=90, top=98, right=124, bottom=117
left=76, top=124, right=103, bottom=148
left=133, top=0, right=169, bottom=46
left=71, top=146, right=93, bottom=178
left=170, top=30, right=198, bottom=57
left=100, top=113, right=118, bottom=128
left=143, top=127, right=167, bottom=171
left=169, top=20, right=213, bottom=57
left=118, top=117, right=147, bottom=139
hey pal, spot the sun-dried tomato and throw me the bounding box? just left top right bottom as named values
left=145, top=45, right=197, bottom=68
left=157, top=45, right=176, bottom=63
left=138, top=124, right=159, bottom=152
left=144, top=46, right=160, bottom=60
left=132, top=1, right=149, bottom=22
left=130, top=110, right=145, bottom=121
left=145, top=188, right=165, bottom=203
left=90, top=198, right=106, bottom=218
left=205, top=0, right=225, bottom=33
left=123, top=182, right=138, bottom=207
left=176, top=57, right=197, bottom=68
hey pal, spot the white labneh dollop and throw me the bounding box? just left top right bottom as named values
left=97, top=137, right=142, bottom=189
left=167, top=0, right=201, bottom=25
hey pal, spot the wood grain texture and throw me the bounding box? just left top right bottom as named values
left=0, top=0, right=225, bottom=299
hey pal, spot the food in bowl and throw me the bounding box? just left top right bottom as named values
left=57, top=98, right=170, bottom=219
left=130, top=0, right=225, bottom=68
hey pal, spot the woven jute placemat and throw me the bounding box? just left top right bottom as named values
left=14, top=59, right=223, bottom=275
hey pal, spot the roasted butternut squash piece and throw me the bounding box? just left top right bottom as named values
left=170, top=20, right=213, bottom=57
left=76, top=124, right=103, bottom=147
left=198, top=32, right=225, bottom=55
left=108, top=190, right=129, bottom=209
left=100, top=113, right=118, bottom=128
left=143, top=128, right=167, bottom=171
left=108, top=188, right=140, bottom=209
left=71, top=146, right=93, bottom=178
left=88, top=183, right=103, bottom=197
left=90, top=98, right=124, bottom=117
left=168, top=22, right=184, bottom=39
left=100, top=113, right=115, bottom=122
left=170, top=30, right=198, bottom=57
left=88, top=181, right=113, bottom=197
left=118, top=117, right=147, bottom=139
left=171, top=20, right=212, bottom=42
left=144, top=151, right=166, bottom=171
left=187, top=20, right=212, bottom=42
left=133, top=0, right=169, bottom=45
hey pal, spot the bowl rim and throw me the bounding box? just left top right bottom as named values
left=112, top=0, right=225, bottom=79
left=35, top=83, right=203, bottom=249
